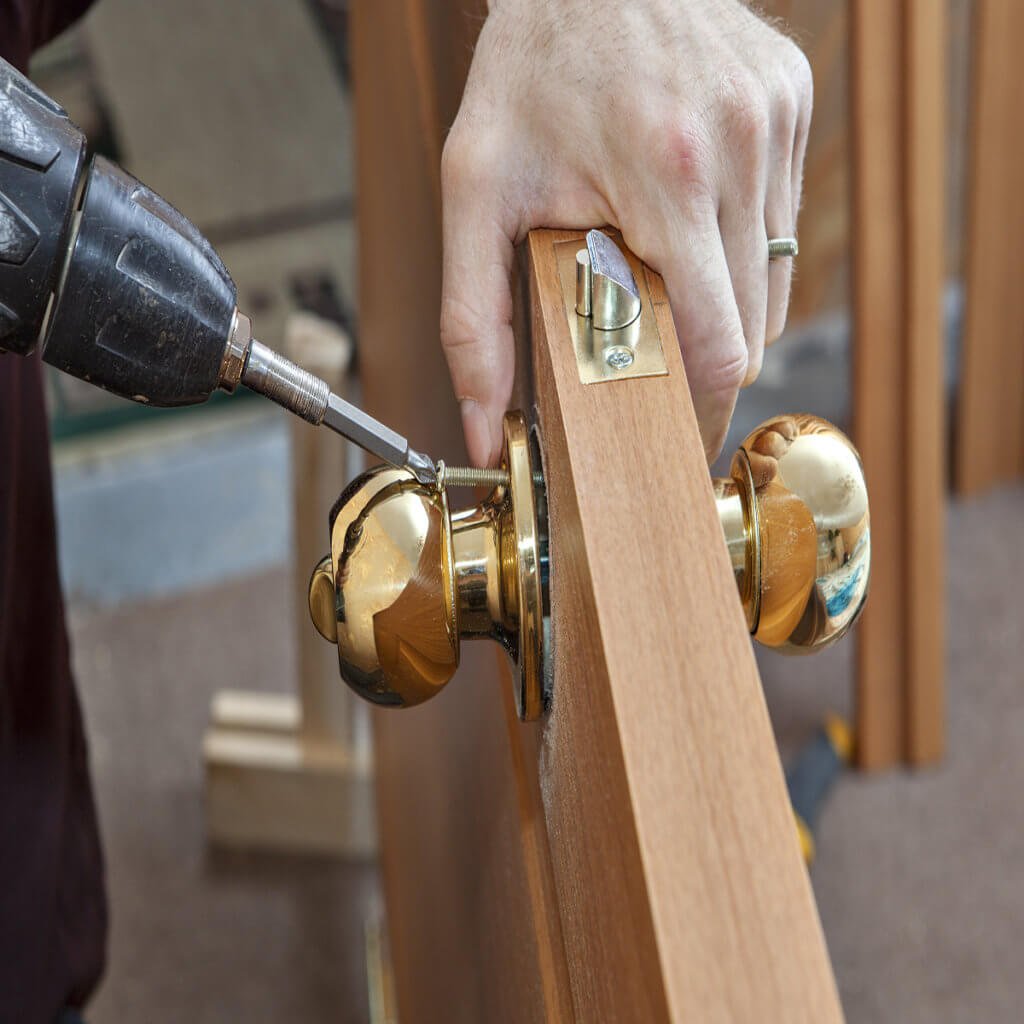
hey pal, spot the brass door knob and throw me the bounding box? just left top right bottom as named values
left=308, top=411, right=547, bottom=719
left=714, top=414, right=870, bottom=651
left=309, top=411, right=869, bottom=719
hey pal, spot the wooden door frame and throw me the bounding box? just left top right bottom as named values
left=850, top=0, right=946, bottom=768
left=954, top=0, right=1024, bottom=495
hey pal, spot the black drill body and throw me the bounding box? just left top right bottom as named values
left=0, top=57, right=237, bottom=404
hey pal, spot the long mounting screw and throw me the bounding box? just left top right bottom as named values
left=436, top=462, right=511, bottom=488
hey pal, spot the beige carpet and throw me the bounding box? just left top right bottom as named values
left=70, top=570, right=377, bottom=1024
left=760, top=482, right=1024, bottom=1022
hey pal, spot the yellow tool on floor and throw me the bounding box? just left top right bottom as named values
left=786, top=713, right=853, bottom=864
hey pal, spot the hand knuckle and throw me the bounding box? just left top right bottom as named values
left=790, top=46, right=814, bottom=96
left=703, top=339, right=749, bottom=393
left=657, top=118, right=714, bottom=195
left=441, top=138, right=468, bottom=194
left=440, top=296, right=485, bottom=354
left=441, top=128, right=493, bottom=195
left=770, top=72, right=800, bottom=126
left=770, top=86, right=802, bottom=153
left=719, top=69, right=770, bottom=146
left=786, top=48, right=814, bottom=123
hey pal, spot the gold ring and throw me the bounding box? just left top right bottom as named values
left=768, top=237, right=799, bottom=260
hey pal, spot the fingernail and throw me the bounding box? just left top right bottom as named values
left=460, top=398, right=493, bottom=468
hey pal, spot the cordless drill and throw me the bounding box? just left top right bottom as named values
left=0, top=58, right=435, bottom=483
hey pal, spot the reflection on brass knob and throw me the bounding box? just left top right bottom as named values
left=309, top=409, right=868, bottom=718
left=308, top=411, right=547, bottom=720
left=713, top=414, right=870, bottom=651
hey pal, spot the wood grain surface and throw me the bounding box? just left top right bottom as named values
left=955, top=0, right=1024, bottom=494
left=850, top=0, right=908, bottom=769
left=529, top=231, right=842, bottom=1022
left=903, top=0, right=946, bottom=763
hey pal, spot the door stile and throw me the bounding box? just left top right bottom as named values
left=527, top=230, right=844, bottom=1023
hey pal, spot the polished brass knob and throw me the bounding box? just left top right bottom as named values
left=309, top=411, right=868, bottom=718
left=713, top=414, right=870, bottom=651
left=308, top=411, right=546, bottom=719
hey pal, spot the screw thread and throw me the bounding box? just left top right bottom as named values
left=438, top=464, right=510, bottom=488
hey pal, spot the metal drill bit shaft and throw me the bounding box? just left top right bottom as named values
left=240, top=339, right=436, bottom=486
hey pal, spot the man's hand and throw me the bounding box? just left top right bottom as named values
left=440, top=0, right=812, bottom=466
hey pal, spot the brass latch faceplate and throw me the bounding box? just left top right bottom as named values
left=557, top=229, right=669, bottom=385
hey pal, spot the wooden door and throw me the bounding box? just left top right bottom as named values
left=352, top=5, right=842, bottom=1021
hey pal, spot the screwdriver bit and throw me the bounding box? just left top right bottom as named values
left=240, top=339, right=436, bottom=486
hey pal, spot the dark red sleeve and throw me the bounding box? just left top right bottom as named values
left=0, top=2, right=107, bottom=1017
left=0, top=0, right=96, bottom=71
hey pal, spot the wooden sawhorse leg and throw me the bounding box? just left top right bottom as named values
left=203, top=314, right=376, bottom=855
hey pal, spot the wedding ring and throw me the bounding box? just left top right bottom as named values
left=768, top=237, right=799, bottom=260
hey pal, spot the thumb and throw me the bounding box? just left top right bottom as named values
left=440, top=153, right=516, bottom=468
